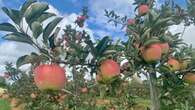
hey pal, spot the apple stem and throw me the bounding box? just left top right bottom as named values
left=147, top=72, right=160, bottom=110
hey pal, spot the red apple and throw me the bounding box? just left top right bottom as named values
left=78, top=16, right=86, bottom=21
left=76, top=16, right=86, bottom=27
left=160, top=43, right=170, bottom=54
left=138, top=5, right=149, bottom=15
left=99, top=59, right=120, bottom=80
left=34, top=64, right=67, bottom=90
left=183, top=73, right=195, bottom=84
left=167, top=58, right=180, bottom=71
left=127, top=18, right=136, bottom=25
left=142, top=44, right=162, bottom=62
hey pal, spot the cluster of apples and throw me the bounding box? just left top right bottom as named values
left=167, top=58, right=195, bottom=85
left=127, top=4, right=149, bottom=26
left=141, top=42, right=188, bottom=70
left=33, top=59, right=121, bottom=91
left=141, top=43, right=169, bottom=63
left=140, top=42, right=195, bottom=84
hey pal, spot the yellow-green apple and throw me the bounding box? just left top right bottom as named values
left=183, top=73, right=195, bottom=84
left=138, top=4, right=149, bottom=15
left=142, top=44, right=162, bottom=62
left=167, top=58, right=180, bottom=71
left=34, top=64, right=67, bottom=90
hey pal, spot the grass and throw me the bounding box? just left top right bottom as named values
left=0, top=99, right=11, bottom=110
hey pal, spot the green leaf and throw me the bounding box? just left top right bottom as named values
left=3, top=33, right=33, bottom=45
left=153, top=17, right=173, bottom=27
left=107, top=45, right=124, bottom=51
left=143, top=37, right=161, bottom=47
left=16, top=55, right=30, bottom=68
left=142, top=28, right=151, bottom=38
left=103, top=50, right=117, bottom=55
left=40, top=48, right=50, bottom=56
left=43, top=17, right=62, bottom=45
left=24, top=2, right=49, bottom=24
left=20, top=0, right=37, bottom=17
left=49, top=27, right=60, bottom=49
left=159, top=65, right=171, bottom=73
left=2, top=7, right=20, bottom=25
left=0, top=23, right=17, bottom=32
left=16, top=52, right=41, bottom=68
left=49, top=34, right=56, bottom=49
left=31, top=21, right=42, bottom=39
left=36, top=12, right=56, bottom=23
left=95, top=36, right=111, bottom=56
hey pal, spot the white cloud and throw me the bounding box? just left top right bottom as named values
left=169, top=23, right=195, bottom=47
left=0, top=42, right=37, bottom=73
left=0, top=42, right=37, bottom=65
left=182, top=25, right=195, bottom=47
left=48, top=5, right=60, bottom=15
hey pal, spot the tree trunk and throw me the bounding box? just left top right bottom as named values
left=147, top=73, right=160, bottom=110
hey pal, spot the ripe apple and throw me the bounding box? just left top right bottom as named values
left=138, top=4, right=149, bottom=15
left=183, top=73, right=195, bottom=84
left=160, top=43, right=169, bottom=54
left=167, top=58, right=180, bottom=71
left=99, top=59, right=120, bottom=80
left=76, top=16, right=86, bottom=27
left=78, top=16, right=86, bottom=21
left=142, top=44, right=162, bottom=62
left=34, top=64, right=67, bottom=90
left=127, top=18, right=136, bottom=25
